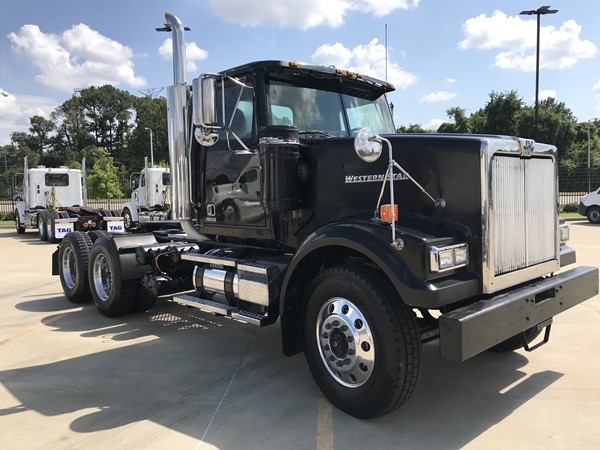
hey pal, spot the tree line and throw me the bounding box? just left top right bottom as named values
left=0, top=85, right=167, bottom=198
left=397, top=90, right=599, bottom=171
left=1, top=86, right=598, bottom=199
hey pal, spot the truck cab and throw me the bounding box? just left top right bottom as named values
left=122, top=157, right=171, bottom=230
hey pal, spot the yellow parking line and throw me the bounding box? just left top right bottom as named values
left=0, top=313, right=68, bottom=346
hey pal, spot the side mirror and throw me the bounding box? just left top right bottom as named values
left=193, top=76, right=218, bottom=128
left=354, top=128, right=382, bottom=162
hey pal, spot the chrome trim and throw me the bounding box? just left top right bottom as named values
left=428, top=243, right=468, bottom=273
left=316, top=297, right=375, bottom=388
left=238, top=265, right=269, bottom=306
left=92, top=253, right=112, bottom=302
left=183, top=253, right=237, bottom=267
left=203, top=268, right=227, bottom=295
left=481, top=138, right=559, bottom=293
left=61, top=246, right=76, bottom=290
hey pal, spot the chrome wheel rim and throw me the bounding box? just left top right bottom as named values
left=92, top=253, right=112, bottom=302
left=316, top=297, right=375, bottom=388
left=591, top=210, right=600, bottom=222
left=61, top=246, right=77, bottom=289
left=123, top=212, right=131, bottom=229
left=38, top=218, right=44, bottom=236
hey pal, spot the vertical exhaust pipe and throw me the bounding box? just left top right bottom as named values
left=163, top=12, right=208, bottom=242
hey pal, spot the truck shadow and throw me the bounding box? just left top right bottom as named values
left=1, top=295, right=562, bottom=449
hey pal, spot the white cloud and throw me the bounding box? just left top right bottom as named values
left=420, top=91, right=457, bottom=103
left=312, top=39, right=417, bottom=89
left=446, top=78, right=456, bottom=84
left=0, top=92, right=59, bottom=145
left=538, top=89, right=556, bottom=101
left=159, top=38, right=209, bottom=73
left=8, top=24, right=146, bottom=92
left=459, top=11, right=597, bottom=71
left=207, top=0, right=418, bottom=30
left=425, top=119, right=445, bottom=130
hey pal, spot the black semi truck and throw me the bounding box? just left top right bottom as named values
left=53, top=12, right=598, bottom=419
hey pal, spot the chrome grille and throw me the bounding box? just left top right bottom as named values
left=491, top=156, right=556, bottom=276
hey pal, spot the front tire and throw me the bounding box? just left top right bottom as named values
left=587, top=206, right=600, bottom=224
left=122, top=207, right=135, bottom=231
left=58, top=232, right=93, bottom=303
left=88, top=237, right=136, bottom=317
left=304, top=265, right=421, bottom=419
left=489, top=326, right=542, bottom=353
left=15, top=210, right=25, bottom=234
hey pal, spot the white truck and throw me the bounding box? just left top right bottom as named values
left=121, top=157, right=171, bottom=231
left=578, top=188, right=600, bottom=223
left=14, top=157, right=125, bottom=242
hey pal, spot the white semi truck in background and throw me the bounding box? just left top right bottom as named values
left=14, top=157, right=124, bottom=242
left=121, top=157, right=171, bottom=231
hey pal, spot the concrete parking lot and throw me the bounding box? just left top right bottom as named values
left=1, top=222, right=599, bottom=450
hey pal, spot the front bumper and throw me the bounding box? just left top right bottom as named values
left=578, top=202, right=587, bottom=216
left=439, top=266, right=598, bottom=362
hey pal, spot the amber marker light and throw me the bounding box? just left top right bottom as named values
left=380, top=204, right=398, bottom=223
left=289, top=61, right=298, bottom=67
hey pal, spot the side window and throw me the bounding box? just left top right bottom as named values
left=45, top=174, right=69, bottom=187
left=217, top=79, right=255, bottom=140
left=140, top=173, right=146, bottom=187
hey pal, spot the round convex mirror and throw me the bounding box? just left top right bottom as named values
left=354, top=127, right=382, bottom=162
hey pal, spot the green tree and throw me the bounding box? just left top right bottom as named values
left=86, top=147, right=123, bottom=199
left=437, top=107, right=471, bottom=133
left=397, top=123, right=428, bottom=133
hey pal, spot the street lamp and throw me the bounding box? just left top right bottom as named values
left=520, top=5, right=558, bottom=133
left=588, top=120, right=598, bottom=192
left=144, top=127, right=154, bottom=167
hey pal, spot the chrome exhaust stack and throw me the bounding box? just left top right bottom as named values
left=162, top=12, right=208, bottom=242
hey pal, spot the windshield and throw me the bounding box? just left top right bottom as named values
left=266, top=80, right=395, bottom=137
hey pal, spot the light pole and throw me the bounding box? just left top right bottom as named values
left=520, top=5, right=558, bottom=133
left=588, top=120, right=598, bottom=192
left=144, top=127, right=154, bottom=167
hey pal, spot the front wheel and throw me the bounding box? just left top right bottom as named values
left=587, top=206, right=600, bottom=224
left=304, top=265, right=421, bottom=419
left=15, top=210, right=25, bottom=234
left=122, top=207, right=135, bottom=231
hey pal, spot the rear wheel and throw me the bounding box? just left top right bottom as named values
left=88, top=237, right=136, bottom=317
left=304, top=265, right=421, bottom=419
left=15, top=210, right=25, bottom=234
left=59, top=232, right=93, bottom=303
left=587, top=206, right=600, bottom=224
left=37, top=212, right=48, bottom=241
left=46, top=210, right=60, bottom=243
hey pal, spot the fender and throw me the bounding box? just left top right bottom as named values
left=279, top=218, right=479, bottom=355
left=123, top=201, right=140, bottom=223
left=15, top=203, right=27, bottom=225
left=104, top=233, right=157, bottom=280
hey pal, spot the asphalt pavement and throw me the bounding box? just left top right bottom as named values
left=0, top=222, right=599, bottom=450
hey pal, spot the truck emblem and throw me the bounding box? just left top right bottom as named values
left=344, top=173, right=407, bottom=184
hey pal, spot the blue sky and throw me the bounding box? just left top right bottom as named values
left=1, top=0, right=599, bottom=145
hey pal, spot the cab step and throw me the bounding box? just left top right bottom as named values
left=172, top=293, right=270, bottom=326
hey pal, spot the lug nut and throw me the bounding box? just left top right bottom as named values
left=341, top=325, right=348, bottom=332
left=332, top=320, right=340, bottom=327
left=325, top=323, right=332, bottom=330
left=346, top=336, right=354, bottom=343
left=348, top=349, right=355, bottom=355
left=324, top=345, right=330, bottom=351
left=329, top=355, right=336, bottom=361
left=344, top=358, right=351, bottom=365
left=322, top=332, right=329, bottom=339
left=336, top=361, right=344, bottom=367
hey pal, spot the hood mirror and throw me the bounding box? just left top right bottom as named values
left=354, top=127, right=382, bottom=162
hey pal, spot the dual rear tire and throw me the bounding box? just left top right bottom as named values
left=58, top=232, right=156, bottom=315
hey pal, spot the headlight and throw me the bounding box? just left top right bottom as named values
left=429, top=243, right=469, bottom=273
